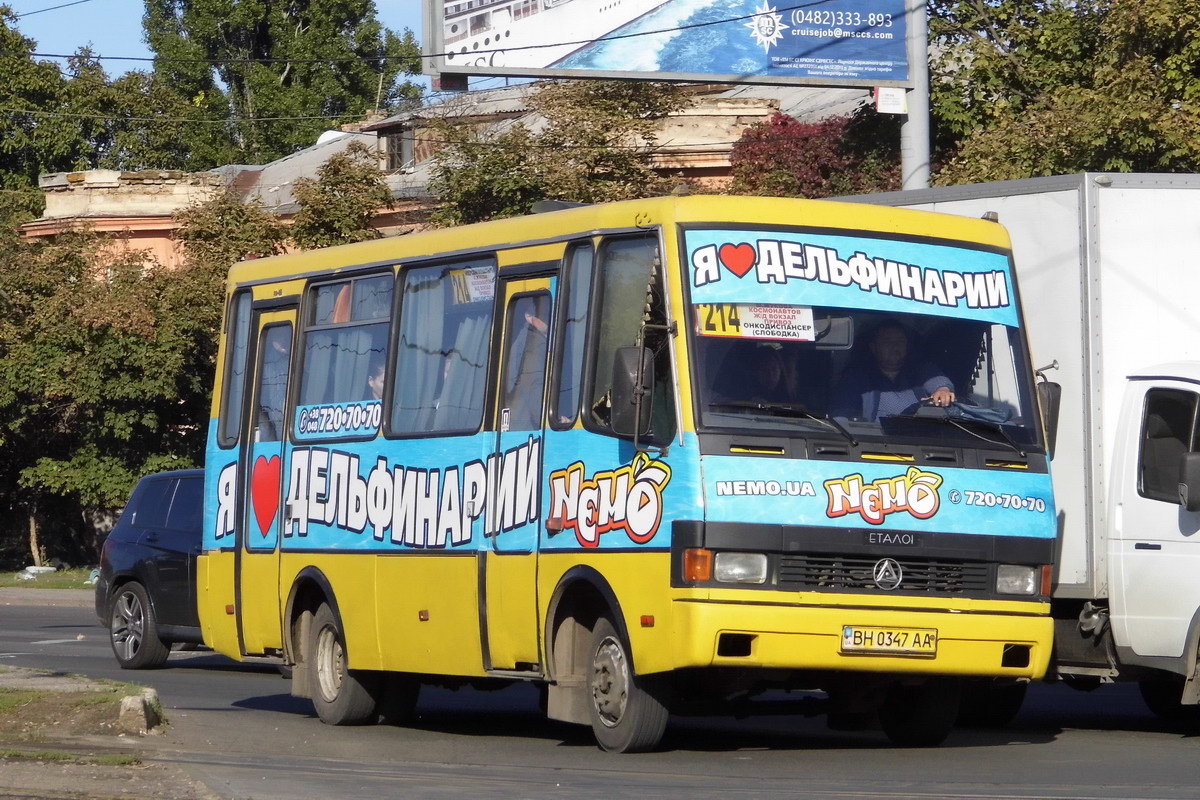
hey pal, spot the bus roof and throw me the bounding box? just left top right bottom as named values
left=227, top=194, right=1013, bottom=287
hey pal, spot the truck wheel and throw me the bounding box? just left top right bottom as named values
left=1138, top=676, right=1200, bottom=723
left=309, top=602, right=380, bottom=725
left=587, top=616, right=669, bottom=753
left=879, top=678, right=960, bottom=747
left=957, top=680, right=1027, bottom=728
left=109, top=582, right=171, bottom=669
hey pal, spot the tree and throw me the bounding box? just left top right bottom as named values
left=0, top=230, right=215, bottom=564
left=729, top=111, right=901, bottom=198
left=429, top=81, right=691, bottom=226
left=174, top=189, right=287, bottom=276
left=930, top=0, right=1200, bottom=182
left=0, top=94, right=399, bottom=567
left=143, top=0, right=424, bottom=163
left=99, top=69, right=240, bottom=171
left=0, top=8, right=71, bottom=225
left=290, top=140, right=393, bottom=249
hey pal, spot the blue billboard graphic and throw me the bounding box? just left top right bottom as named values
left=433, top=0, right=910, bottom=87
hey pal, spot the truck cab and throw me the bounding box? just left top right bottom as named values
left=1108, top=363, right=1200, bottom=679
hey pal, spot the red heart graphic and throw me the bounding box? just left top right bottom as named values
left=718, top=243, right=756, bottom=278
left=251, top=455, right=282, bottom=537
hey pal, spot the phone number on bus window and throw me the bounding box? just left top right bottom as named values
left=296, top=402, right=382, bottom=436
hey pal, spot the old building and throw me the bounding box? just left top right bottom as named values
left=20, top=82, right=870, bottom=263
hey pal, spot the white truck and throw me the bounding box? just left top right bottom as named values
left=850, top=173, right=1200, bottom=718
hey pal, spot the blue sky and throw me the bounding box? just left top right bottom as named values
left=10, top=0, right=425, bottom=77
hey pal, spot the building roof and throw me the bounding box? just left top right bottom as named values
left=224, top=131, right=382, bottom=213
left=363, top=84, right=535, bottom=131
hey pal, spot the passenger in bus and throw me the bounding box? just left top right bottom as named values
left=366, top=360, right=385, bottom=401
left=831, top=320, right=955, bottom=421
left=713, top=340, right=802, bottom=406
left=506, top=307, right=550, bottom=430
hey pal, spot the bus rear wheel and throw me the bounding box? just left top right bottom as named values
left=309, top=602, right=380, bottom=725
left=957, top=679, right=1027, bottom=728
left=587, top=616, right=669, bottom=753
left=879, top=678, right=960, bottom=747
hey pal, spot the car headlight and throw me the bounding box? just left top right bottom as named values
left=714, top=552, right=768, bottom=584
left=996, top=564, right=1037, bottom=595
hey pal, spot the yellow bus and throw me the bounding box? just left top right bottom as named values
left=198, top=195, right=1056, bottom=751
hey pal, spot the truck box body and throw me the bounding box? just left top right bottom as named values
left=846, top=173, right=1200, bottom=602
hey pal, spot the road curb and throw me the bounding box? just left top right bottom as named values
left=0, top=665, right=164, bottom=734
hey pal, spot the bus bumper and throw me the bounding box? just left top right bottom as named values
left=670, top=598, right=1052, bottom=680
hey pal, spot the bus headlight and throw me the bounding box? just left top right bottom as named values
left=714, top=552, right=768, bottom=585
left=996, top=565, right=1037, bottom=595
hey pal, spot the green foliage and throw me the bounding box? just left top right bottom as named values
left=0, top=10, right=76, bottom=199
left=427, top=124, right=545, bottom=226
left=0, top=230, right=217, bottom=565
left=429, top=81, right=691, bottom=225
left=290, top=140, right=393, bottom=249
left=144, top=0, right=423, bottom=163
left=174, top=190, right=287, bottom=278
left=931, top=0, right=1200, bottom=182
left=730, top=111, right=901, bottom=198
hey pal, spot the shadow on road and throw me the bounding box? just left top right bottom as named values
left=191, top=670, right=1200, bottom=752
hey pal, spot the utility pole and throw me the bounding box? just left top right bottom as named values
left=900, top=0, right=930, bottom=189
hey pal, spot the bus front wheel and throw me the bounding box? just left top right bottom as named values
left=879, top=678, right=960, bottom=747
left=587, top=616, right=669, bottom=753
left=309, top=602, right=380, bottom=725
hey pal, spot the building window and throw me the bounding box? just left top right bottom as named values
left=385, top=130, right=414, bottom=171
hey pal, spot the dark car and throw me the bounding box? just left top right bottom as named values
left=95, top=469, right=205, bottom=668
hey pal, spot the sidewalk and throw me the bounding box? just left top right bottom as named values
left=0, top=587, right=93, bottom=608
left=0, top=665, right=220, bottom=800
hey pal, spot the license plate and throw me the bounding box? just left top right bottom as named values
left=841, top=626, right=938, bottom=656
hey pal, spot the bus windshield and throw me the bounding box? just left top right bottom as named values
left=683, top=226, right=1043, bottom=450
left=692, top=306, right=1042, bottom=449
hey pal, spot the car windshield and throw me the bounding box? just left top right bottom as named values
left=693, top=306, right=1043, bottom=449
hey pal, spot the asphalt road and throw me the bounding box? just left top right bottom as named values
left=3, top=597, right=1199, bottom=799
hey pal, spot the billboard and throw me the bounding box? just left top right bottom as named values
left=425, top=0, right=910, bottom=88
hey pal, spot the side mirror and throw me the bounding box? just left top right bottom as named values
left=1179, top=452, right=1200, bottom=512
left=1037, top=381, right=1061, bottom=458
left=610, top=346, right=654, bottom=438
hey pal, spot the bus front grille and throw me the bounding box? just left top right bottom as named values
left=777, top=554, right=990, bottom=595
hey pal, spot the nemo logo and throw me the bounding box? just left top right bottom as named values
left=548, top=453, right=672, bottom=548
left=824, top=467, right=943, bottom=526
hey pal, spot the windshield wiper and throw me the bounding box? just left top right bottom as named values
left=888, top=409, right=1026, bottom=458
left=708, top=401, right=858, bottom=446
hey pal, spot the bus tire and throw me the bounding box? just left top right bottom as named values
left=957, top=679, right=1027, bottom=728
left=586, top=616, right=669, bottom=753
left=309, top=602, right=379, bottom=725
left=879, top=678, right=960, bottom=747
left=377, top=675, right=420, bottom=725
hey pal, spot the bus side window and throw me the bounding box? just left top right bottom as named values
left=218, top=291, right=252, bottom=446
left=586, top=236, right=676, bottom=444
left=390, top=259, right=497, bottom=435
left=298, top=274, right=393, bottom=412
left=501, top=293, right=551, bottom=431
left=550, top=242, right=593, bottom=429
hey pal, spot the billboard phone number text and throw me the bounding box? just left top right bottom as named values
left=791, top=9, right=894, bottom=27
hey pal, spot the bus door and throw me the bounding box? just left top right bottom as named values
left=236, top=307, right=296, bottom=656
left=485, top=277, right=554, bottom=671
